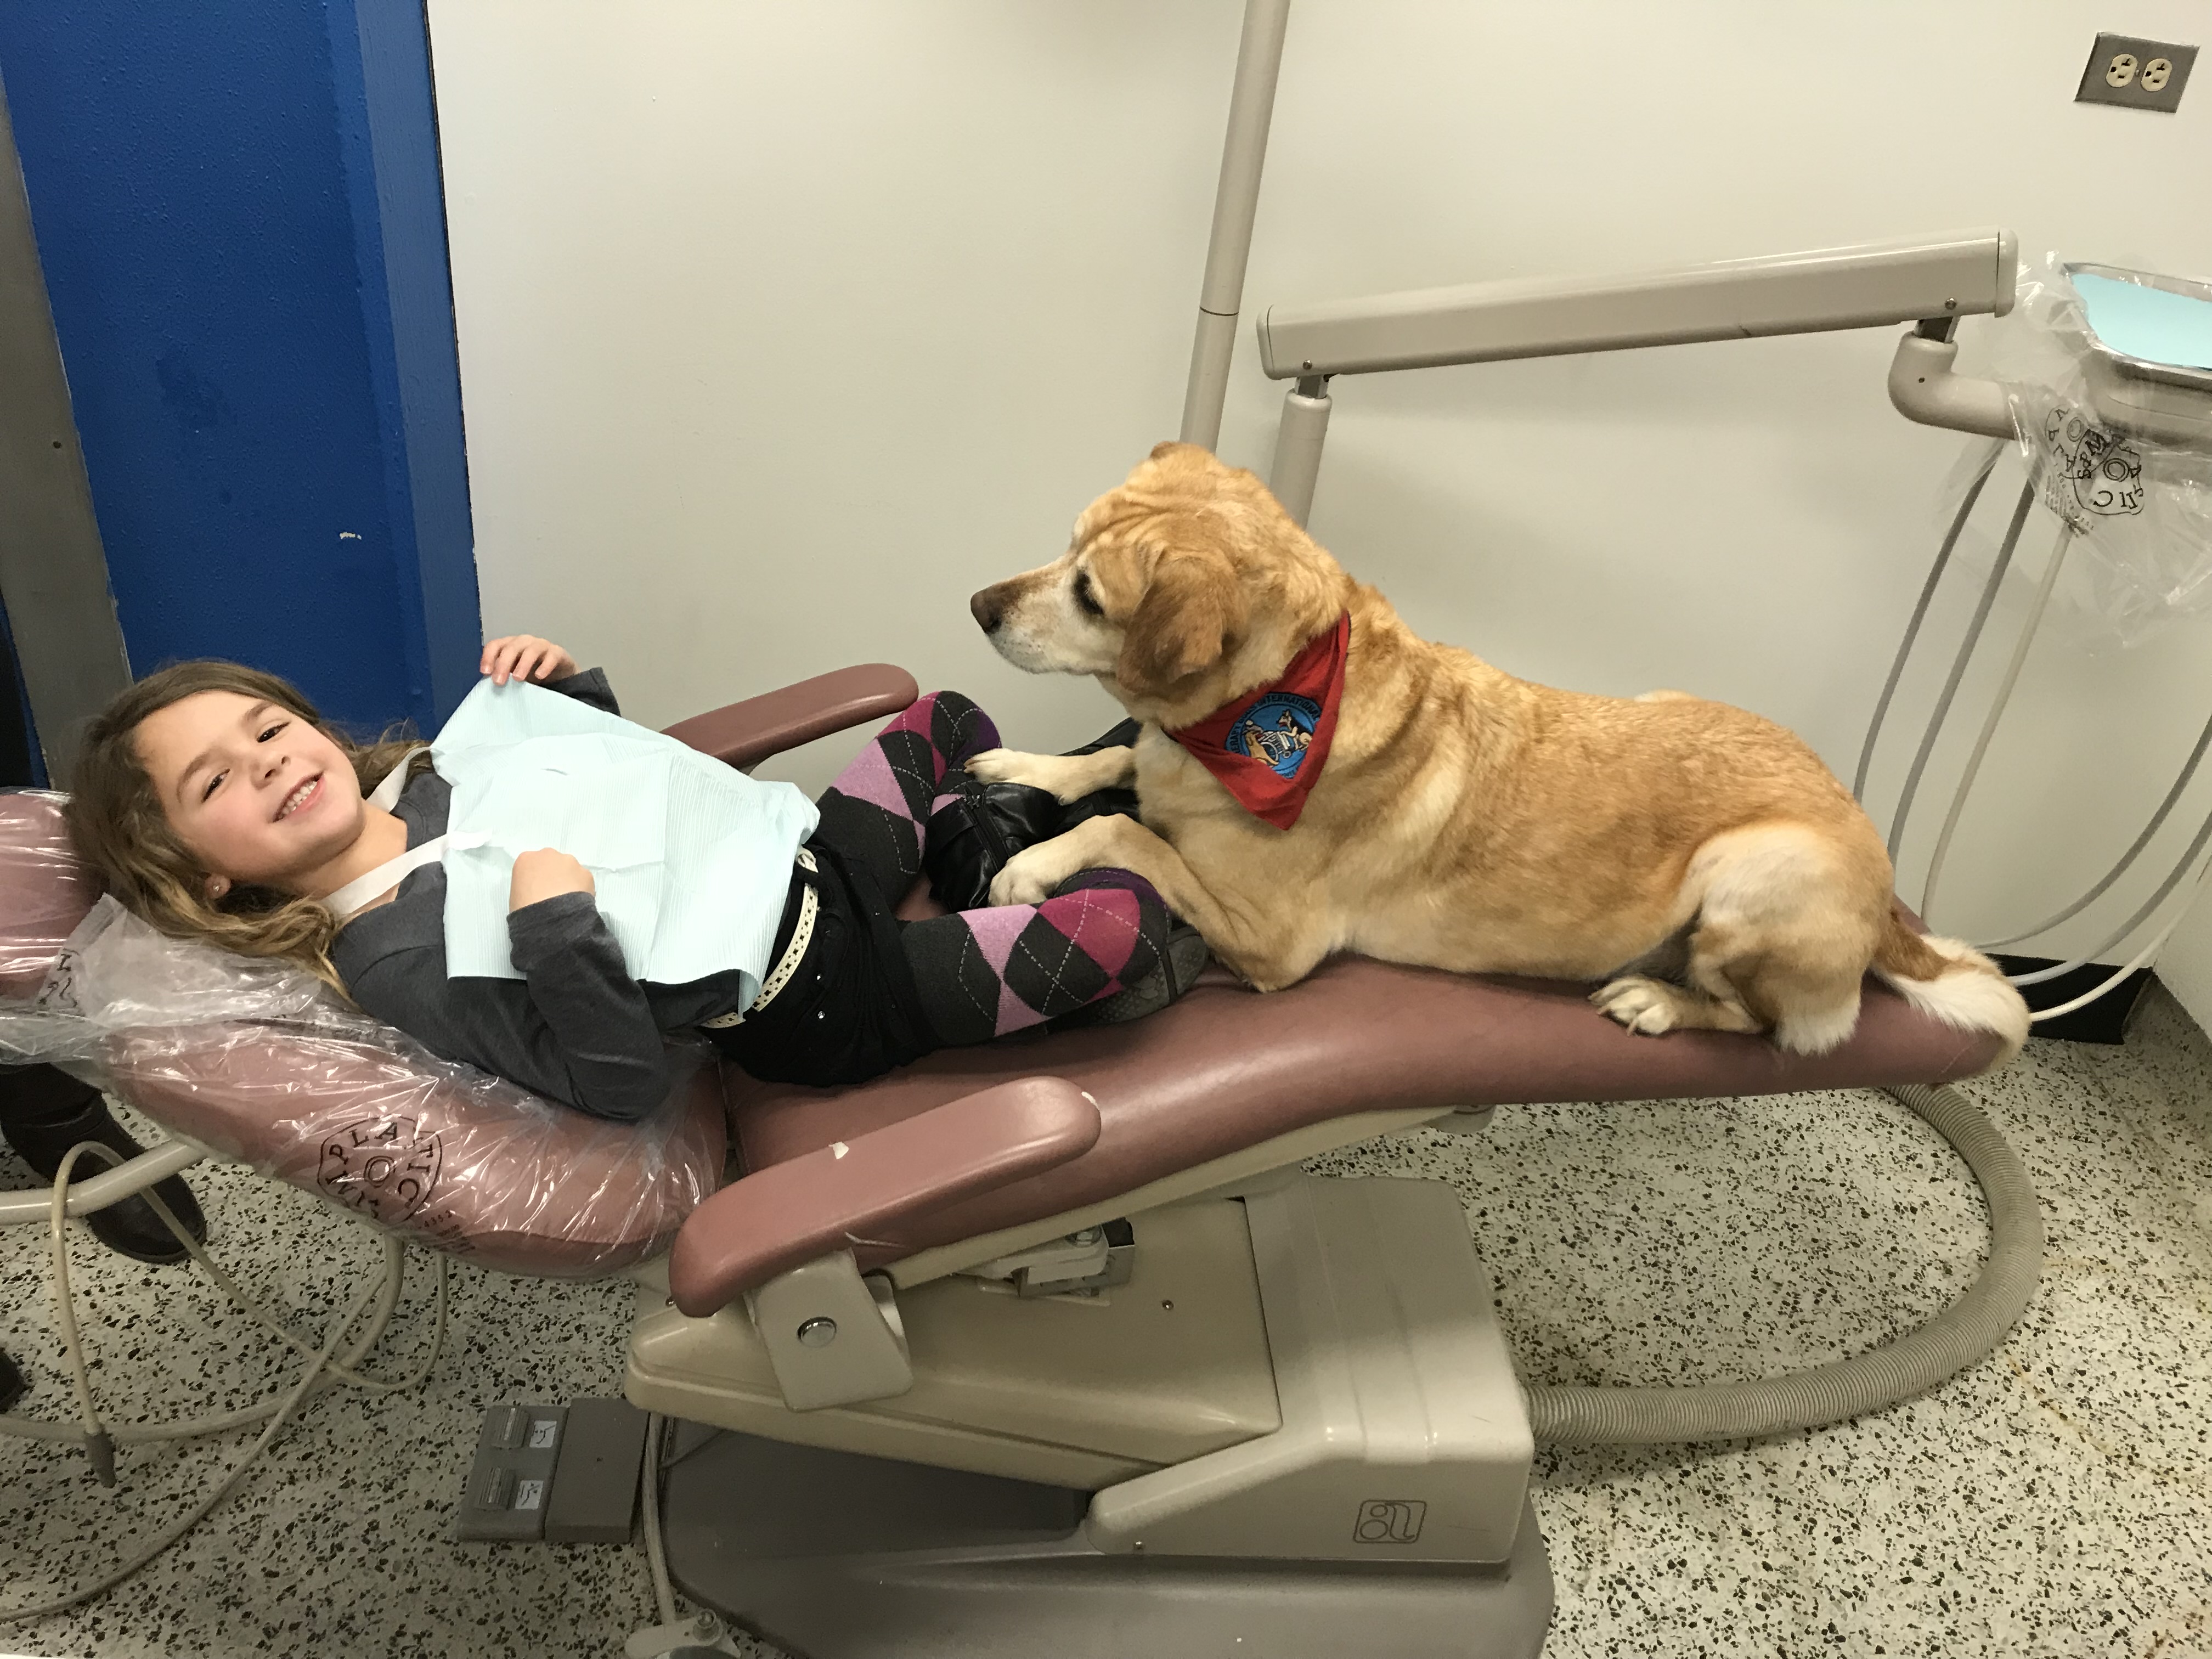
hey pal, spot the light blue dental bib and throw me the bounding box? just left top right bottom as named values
left=428, top=679, right=818, bottom=997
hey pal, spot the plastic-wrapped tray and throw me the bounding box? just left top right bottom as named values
left=2061, top=262, right=2212, bottom=448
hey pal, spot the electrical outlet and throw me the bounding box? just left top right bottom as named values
left=2075, top=32, right=2196, bottom=112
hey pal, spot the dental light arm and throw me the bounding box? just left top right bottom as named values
left=1887, top=325, right=2020, bottom=441
left=1255, top=229, right=2022, bottom=522
left=1258, top=229, right=2017, bottom=377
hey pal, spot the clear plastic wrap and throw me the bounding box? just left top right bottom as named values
left=1988, top=254, right=2212, bottom=645
left=0, top=791, right=101, bottom=997
left=0, top=793, right=725, bottom=1277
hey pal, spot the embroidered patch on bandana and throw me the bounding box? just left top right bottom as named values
left=1226, top=693, right=1322, bottom=778
left=1167, top=612, right=1350, bottom=830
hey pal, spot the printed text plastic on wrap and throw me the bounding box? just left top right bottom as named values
left=0, top=791, right=724, bottom=1277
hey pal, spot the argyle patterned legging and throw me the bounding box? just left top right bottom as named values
left=810, top=691, right=1169, bottom=1044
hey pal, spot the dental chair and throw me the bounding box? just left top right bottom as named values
left=651, top=672, right=2028, bottom=1659
left=0, top=665, right=2036, bottom=1659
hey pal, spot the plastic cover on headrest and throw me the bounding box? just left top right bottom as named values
left=2, top=884, right=724, bottom=1279
left=0, top=791, right=101, bottom=999
left=100, top=1011, right=727, bottom=1278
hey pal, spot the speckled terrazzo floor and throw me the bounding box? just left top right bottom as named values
left=3, top=988, right=2210, bottom=1658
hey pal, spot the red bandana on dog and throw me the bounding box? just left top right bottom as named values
left=1166, top=612, right=1350, bottom=830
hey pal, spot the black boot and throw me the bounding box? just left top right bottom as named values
left=0, top=1346, right=24, bottom=1414
left=1, top=1065, right=207, bottom=1266
left=923, top=719, right=1145, bottom=912
left=1054, top=718, right=1142, bottom=835
left=923, top=778, right=1065, bottom=911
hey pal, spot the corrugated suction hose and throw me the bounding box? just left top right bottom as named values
left=1523, top=1082, right=2041, bottom=1444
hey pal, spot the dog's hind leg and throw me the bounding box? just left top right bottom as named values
left=1590, top=975, right=1762, bottom=1037
left=1593, top=921, right=1762, bottom=1036
left=1666, top=822, right=1886, bottom=1054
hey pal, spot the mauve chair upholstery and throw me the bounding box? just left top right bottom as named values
left=716, top=956, right=2000, bottom=1280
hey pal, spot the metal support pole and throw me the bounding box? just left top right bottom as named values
left=1268, top=375, right=1332, bottom=527
left=1177, top=0, right=1292, bottom=452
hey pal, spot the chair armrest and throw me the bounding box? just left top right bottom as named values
left=667, top=1077, right=1100, bottom=1316
left=662, top=664, right=919, bottom=770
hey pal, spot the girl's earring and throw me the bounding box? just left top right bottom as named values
left=206, top=876, right=230, bottom=901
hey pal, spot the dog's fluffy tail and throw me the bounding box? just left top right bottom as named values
left=1870, top=913, right=2030, bottom=1066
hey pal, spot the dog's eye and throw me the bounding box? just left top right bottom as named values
left=1074, top=573, right=1104, bottom=619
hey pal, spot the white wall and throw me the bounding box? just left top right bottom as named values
left=427, top=0, right=2212, bottom=1023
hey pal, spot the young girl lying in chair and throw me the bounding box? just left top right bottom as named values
left=65, top=639, right=1194, bottom=1121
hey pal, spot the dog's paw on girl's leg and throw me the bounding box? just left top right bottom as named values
left=963, top=748, right=1051, bottom=788
left=989, top=837, right=1084, bottom=907
left=967, top=746, right=1133, bottom=804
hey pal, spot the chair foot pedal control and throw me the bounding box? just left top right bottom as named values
left=456, top=1403, right=566, bottom=1541
left=455, top=1397, right=646, bottom=1543
left=545, top=1396, right=648, bottom=1543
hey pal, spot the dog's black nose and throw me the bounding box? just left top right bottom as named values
left=969, top=588, right=1003, bottom=634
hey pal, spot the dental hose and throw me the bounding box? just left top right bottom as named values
left=1557, top=440, right=2212, bottom=1447
left=1523, top=1080, right=2040, bottom=1444
left=641, top=1412, right=681, bottom=1626
left=1882, top=479, right=2036, bottom=864
left=1989, top=775, right=2212, bottom=1022
left=0, top=1141, right=447, bottom=1621
left=1917, top=518, right=2076, bottom=922
left=2005, top=812, right=2212, bottom=992
left=1854, top=438, right=2004, bottom=803
left=1867, top=458, right=2212, bottom=1022
left=1980, top=704, right=2212, bottom=950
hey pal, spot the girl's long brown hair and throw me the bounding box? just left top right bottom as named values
left=65, top=661, right=431, bottom=990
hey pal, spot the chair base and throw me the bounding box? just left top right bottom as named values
left=659, top=1427, right=1555, bottom=1659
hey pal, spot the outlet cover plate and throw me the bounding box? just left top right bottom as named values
left=2075, top=33, right=2196, bottom=112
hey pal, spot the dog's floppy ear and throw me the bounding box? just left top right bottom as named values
left=1118, top=547, right=1246, bottom=699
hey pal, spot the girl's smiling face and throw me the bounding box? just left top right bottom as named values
left=132, top=690, right=369, bottom=894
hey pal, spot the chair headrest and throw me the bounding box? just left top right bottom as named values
left=110, top=1024, right=726, bottom=1277
left=0, top=791, right=101, bottom=1000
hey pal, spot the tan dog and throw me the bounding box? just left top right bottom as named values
left=966, top=442, right=2028, bottom=1060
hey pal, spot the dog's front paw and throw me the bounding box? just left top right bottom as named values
left=964, top=748, right=1056, bottom=792
left=1591, top=976, right=1681, bottom=1037
left=964, top=747, right=1119, bottom=804
left=988, top=840, right=1072, bottom=907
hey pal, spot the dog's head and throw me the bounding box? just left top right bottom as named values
left=970, top=443, right=1346, bottom=723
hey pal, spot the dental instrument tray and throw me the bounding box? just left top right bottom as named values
left=2060, top=262, right=2212, bottom=445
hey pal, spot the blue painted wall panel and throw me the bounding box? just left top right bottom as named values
left=329, top=0, right=482, bottom=723
left=0, top=0, right=477, bottom=737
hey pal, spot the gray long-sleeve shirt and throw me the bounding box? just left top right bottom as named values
left=328, top=670, right=772, bottom=1121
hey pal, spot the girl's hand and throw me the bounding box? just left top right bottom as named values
left=510, top=848, right=595, bottom=911
left=481, top=635, right=579, bottom=686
